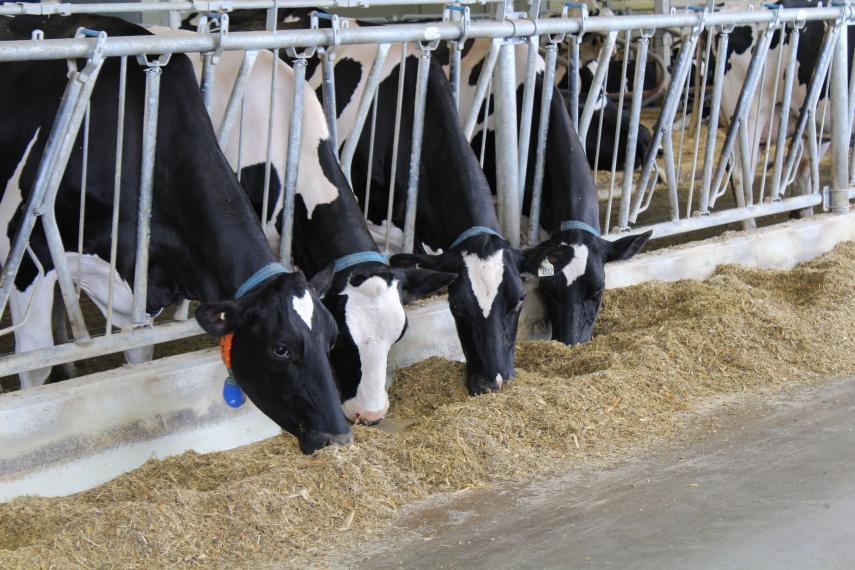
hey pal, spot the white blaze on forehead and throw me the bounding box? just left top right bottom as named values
left=292, top=291, right=314, bottom=329
left=561, top=244, right=589, bottom=287
left=340, top=276, right=406, bottom=419
left=462, top=249, right=505, bottom=319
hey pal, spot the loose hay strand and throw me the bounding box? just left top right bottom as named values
left=5, top=242, right=855, bottom=568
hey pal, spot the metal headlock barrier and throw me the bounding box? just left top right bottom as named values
left=0, top=0, right=851, bottom=384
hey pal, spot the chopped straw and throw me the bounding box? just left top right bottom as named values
left=5, top=241, right=855, bottom=568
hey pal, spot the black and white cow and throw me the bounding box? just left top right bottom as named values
left=446, top=38, right=652, bottom=344
left=0, top=14, right=351, bottom=454
left=714, top=0, right=855, bottom=196
left=171, top=41, right=456, bottom=423
left=316, top=40, right=528, bottom=395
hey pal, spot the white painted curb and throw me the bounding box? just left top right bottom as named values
left=3, top=212, right=854, bottom=500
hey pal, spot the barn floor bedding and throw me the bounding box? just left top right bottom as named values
left=4, top=241, right=855, bottom=568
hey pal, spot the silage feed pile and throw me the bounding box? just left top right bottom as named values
left=4, top=242, right=855, bottom=568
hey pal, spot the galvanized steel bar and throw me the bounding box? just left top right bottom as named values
left=770, top=25, right=799, bottom=201
left=106, top=56, right=127, bottom=335
left=364, top=91, right=379, bottom=221
left=340, top=42, right=391, bottom=184
left=517, top=33, right=539, bottom=200
left=829, top=13, right=850, bottom=213
left=687, top=27, right=713, bottom=217
left=579, top=31, right=617, bottom=146
left=261, top=48, right=280, bottom=227
left=279, top=57, right=307, bottom=269
left=463, top=38, right=501, bottom=140
left=528, top=41, right=557, bottom=245
left=216, top=49, right=259, bottom=147
left=617, top=34, right=649, bottom=231
left=605, top=30, right=632, bottom=234
left=402, top=46, right=432, bottom=254
left=0, top=9, right=848, bottom=64
left=320, top=50, right=339, bottom=152
left=698, top=27, right=729, bottom=213
left=758, top=28, right=786, bottom=204
left=569, top=36, right=581, bottom=130
left=200, top=52, right=217, bottom=114
left=450, top=41, right=462, bottom=109
left=132, top=63, right=162, bottom=325
left=384, top=42, right=409, bottom=252
left=494, top=40, right=520, bottom=247
left=76, top=104, right=90, bottom=297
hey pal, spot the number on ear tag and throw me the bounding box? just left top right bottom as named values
left=537, top=260, right=555, bottom=277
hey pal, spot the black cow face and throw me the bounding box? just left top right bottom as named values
left=523, top=230, right=651, bottom=345
left=196, top=268, right=351, bottom=454
left=392, top=236, right=526, bottom=396
left=322, top=263, right=457, bottom=425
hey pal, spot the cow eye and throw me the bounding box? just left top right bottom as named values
left=272, top=345, right=290, bottom=359
left=511, top=295, right=526, bottom=313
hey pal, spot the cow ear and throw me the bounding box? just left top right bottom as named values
left=518, top=245, right=549, bottom=275
left=392, top=267, right=458, bottom=305
left=390, top=252, right=459, bottom=273
left=196, top=301, right=244, bottom=337
left=604, top=230, right=652, bottom=263
left=308, top=263, right=336, bottom=298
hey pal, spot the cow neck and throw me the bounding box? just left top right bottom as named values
left=153, top=58, right=279, bottom=303
left=419, top=62, right=502, bottom=249
left=540, top=82, right=600, bottom=235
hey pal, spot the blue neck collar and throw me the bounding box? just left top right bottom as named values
left=234, top=262, right=289, bottom=300
left=449, top=226, right=504, bottom=250
left=559, top=220, right=600, bottom=237
left=333, top=251, right=389, bottom=274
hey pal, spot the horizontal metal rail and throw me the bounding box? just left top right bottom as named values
left=0, top=0, right=507, bottom=17
left=0, top=8, right=846, bottom=63
left=0, top=320, right=203, bottom=379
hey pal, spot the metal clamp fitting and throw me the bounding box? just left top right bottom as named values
left=311, top=10, right=343, bottom=53
left=136, top=52, right=171, bottom=72
left=562, top=2, right=588, bottom=41
left=69, top=27, right=107, bottom=77
left=444, top=4, right=471, bottom=49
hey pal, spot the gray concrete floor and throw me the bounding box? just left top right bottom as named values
left=351, top=376, right=855, bottom=569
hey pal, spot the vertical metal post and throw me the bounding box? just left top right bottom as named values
left=699, top=27, right=729, bottom=213
left=132, top=62, right=163, bottom=325
left=569, top=37, right=581, bottom=130
left=517, top=0, right=542, bottom=198
left=200, top=53, right=217, bottom=115
left=340, top=43, right=391, bottom=184
left=495, top=40, right=520, bottom=247
left=830, top=13, right=850, bottom=213
left=320, top=50, right=338, bottom=152
left=216, top=49, right=259, bottom=147
left=463, top=38, right=501, bottom=140
left=529, top=41, right=557, bottom=245
left=450, top=43, right=462, bottom=109
left=618, top=34, right=650, bottom=230
left=106, top=56, right=127, bottom=335
left=770, top=25, right=800, bottom=201
left=518, top=34, right=539, bottom=197
left=384, top=42, right=408, bottom=252
left=280, top=56, right=308, bottom=270
left=403, top=46, right=433, bottom=254
left=579, top=31, right=618, bottom=145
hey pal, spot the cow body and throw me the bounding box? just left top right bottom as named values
left=178, top=42, right=454, bottom=423
left=0, top=14, right=350, bottom=454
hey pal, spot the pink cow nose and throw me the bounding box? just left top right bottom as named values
left=353, top=408, right=388, bottom=426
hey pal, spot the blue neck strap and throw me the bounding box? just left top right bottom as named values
left=449, top=226, right=504, bottom=250
left=560, top=220, right=600, bottom=237
left=333, top=251, right=389, bottom=273
left=234, top=262, right=289, bottom=300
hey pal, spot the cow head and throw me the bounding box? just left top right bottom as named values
left=196, top=267, right=352, bottom=454
left=322, top=261, right=456, bottom=424
left=392, top=233, right=526, bottom=396
left=522, top=228, right=651, bottom=345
